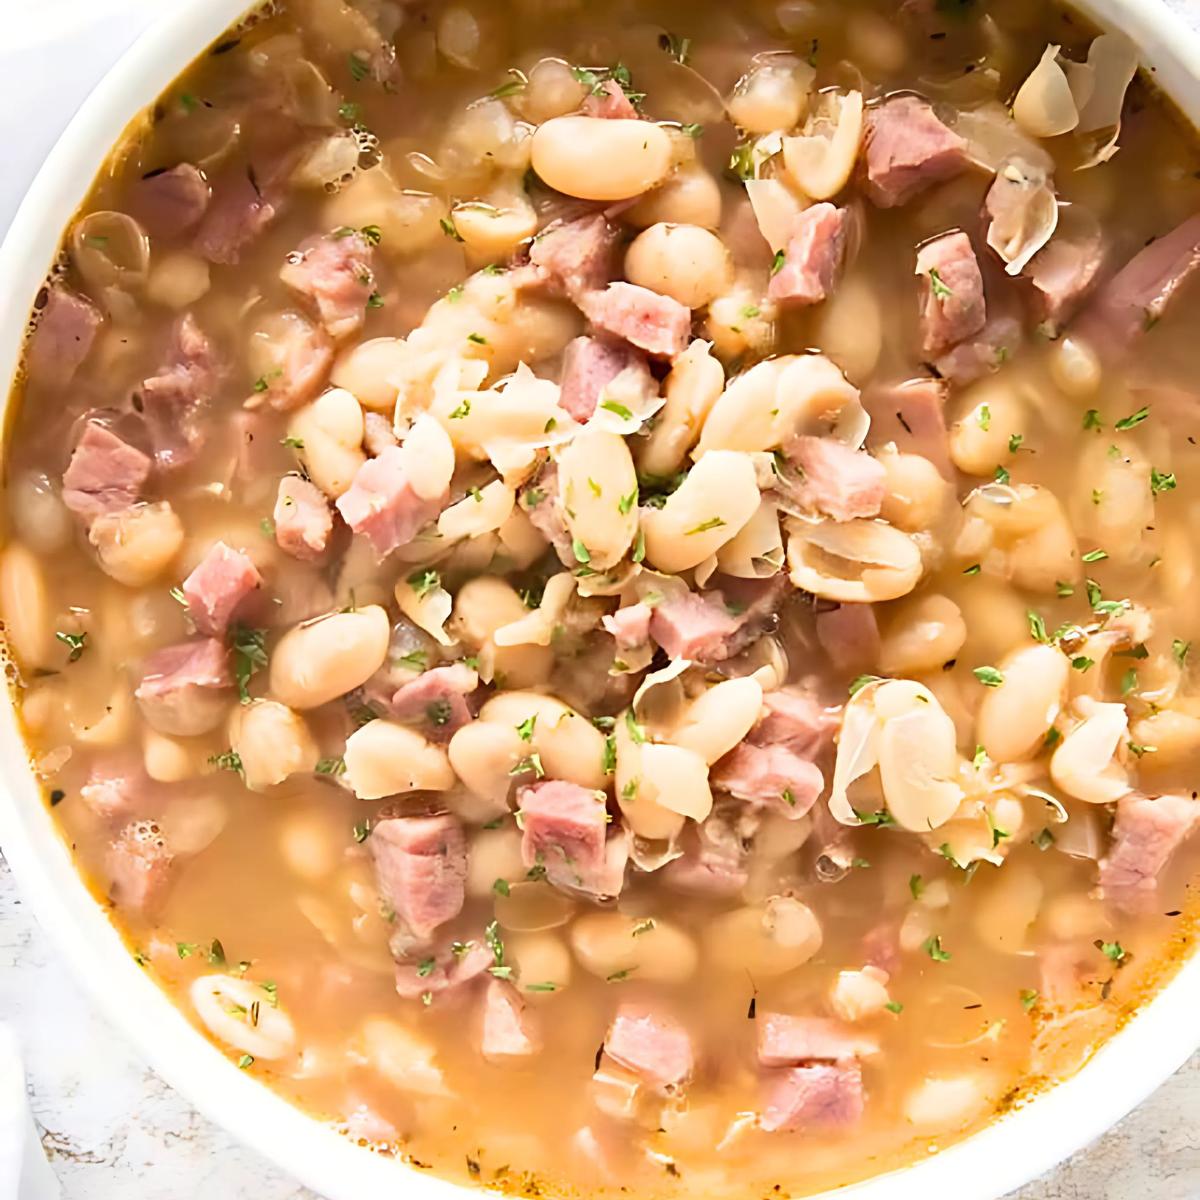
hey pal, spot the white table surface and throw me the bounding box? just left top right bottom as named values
left=5, top=0, right=1200, bottom=1196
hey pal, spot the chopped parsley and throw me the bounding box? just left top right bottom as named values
left=493, top=878, right=511, bottom=897
left=624, top=709, right=648, bottom=745
left=848, top=674, right=882, bottom=697
left=1114, top=406, right=1149, bottom=432
left=770, top=249, right=786, bottom=276
left=440, top=216, right=464, bottom=242
left=315, top=757, right=346, bottom=776
left=1082, top=548, right=1108, bottom=563
left=1083, top=409, right=1103, bottom=431
left=600, top=399, right=634, bottom=421
left=407, top=567, right=441, bottom=599
left=1020, top=989, right=1039, bottom=1012
left=923, top=935, right=952, bottom=962
left=55, top=631, right=87, bottom=662
left=1033, top=827, right=1055, bottom=851
left=280, top=435, right=305, bottom=449
left=1151, top=468, right=1177, bottom=494
left=1097, top=939, right=1127, bottom=964
left=572, top=538, right=591, bottom=564
left=928, top=267, right=953, bottom=300
left=977, top=404, right=991, bottom=432
left=909, top=874, right=924, bottom=900
left=230, top=624, right=268, bottom=704
left=348, top=52, right=370, bottom=82
left=509, top=753, right=545, bottom=779
left=684, top=516, right=726, bottom=535
left=1173, top=638, right=1191, bottom=667
left=973, top=665, right=1004, bottom=688
left=516, top=714, right=537, bottom=742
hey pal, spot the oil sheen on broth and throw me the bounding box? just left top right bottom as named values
left=4, top=0, right=1200, bottom=1194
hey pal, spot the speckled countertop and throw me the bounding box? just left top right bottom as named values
left=5, top=0, right=1200, bottom=1196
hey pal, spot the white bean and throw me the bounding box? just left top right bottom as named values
left=145, top=251, right=211, bottom=309
left=519, top=57, right=588, bottom=124
left=948, top=378, right=1025, bottom=477
left=8, top=470, right=71, bottom=554
left=878, top=593, right=966, bottom=676
left=829, top=966, right=892, bottom=1022
left=479, top=691, right=608, bottom=789
left=627, top=163, right=723, bottom=230
left=570, top=911, right=698, bottom=983
left=671, top=677, right=763, bottom=765
left=704, top=896, right=822, bottom=976
left=810, top=274, right=883, bottom=385
left=190, top=974, right=296, bottom=1060
left=531, top=117, right=672, bottom=201
left=359, top=1017, right=447, bottom=1096
left=878, top=450, right=953, bottom=534
left=269, top=605, right=390, bottom=710
left=451, top=577, right=554, bottom=689
left=331, top=338, right=409, bottom=413
left=466, top=826, right=526, bottom=897
left=903, top=1075, right=993, bottom=1136
left=637, top=340, right=725, bottom=479
left=0, top=542, right=53, bottom=671
left=556, top=429, right=639, bottom=570
left=229, top=700, right=319, bottom=791
left=287, top=387, right=365, bottom=499
left=142, top=729, right=198, bottom=783
left=976, top=642, right=1069, bottom=762
left=507, top=931, right=573, bottom=995
left=449, top=719, right=526, bottom=806
left=344, top=719, right=455, bottom=798
left=88, top=502, right=185, bottom=587
left=624, top=224, right=733, bottom=310
left=324, top=168, right=446, bottom=258
left=727, top=57, right=812, bottom=134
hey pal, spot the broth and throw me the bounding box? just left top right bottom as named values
left=4, top=0, right=1200, bottom=1195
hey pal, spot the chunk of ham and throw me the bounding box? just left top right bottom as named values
left=1027, top=228, right=1105, bottom=332
left=760, top=1062, right=865, bottom=1132
left=194, top=167, right=277, bottom=265
left=363, top=411, right=398, bottom=456
left=481, top=979, right=541, bottom=1061
left=132, top=163, right=211, bottom=237
left=520, top=466, right=572, bottom=562
left=754, top=689, right=840, bottom=756
left=862, top=376, right=952, bottom=479
left=335, top=446, right=446, bottom=557
left=529, top=214, right=619, bottom=300
left=648, top=577, right=784, bottom=663
left=274, top=474, right=332, bottom=561
left=369, top=813, right=467, bottom=946
left=394, top=941, right=492, bottom=1001
left=181, top=541, right=262, bottom=637
left=757, top=1013, right=879, bottom=1066
left=933, top=314, right=1021, bottom=386
left=604, top=1004, right=694, bottom=1093
left=62, top=422, right=152, bottom=523
left=106, top=819, right=175, bottom=915
left=1074, top=212, right=1200, bottom=353
left=916, top=232, right=987, bottom=358
left=139, top=315, right=221, bottom=471
left=863, top=95, right=969, bottom=209
left=711, top=742, right=823, bottom=816
left=582, top=79, right=639, bottom=120
left=1098, top=792, right=1200, bottom=901
left=768, top=203, right=848, bottom=307
left=558, top=336, right=653, bottom=422
left=134, top=638, right=233, bottom=737
left=815, top=604, right=881, bottom=675
left=603, top=602, right=652, bottom=650
left=280, top=230, right=376, bottom=341
left=80, top=754, right=152, bottom=823
left=518, top=780, right=626, bottom=899
left=663, top=807, right=749, bottom=897
left=249, top=311, right=333, bottom=411
left=26, top=287, right=102, bottom=391
left=783, top=437, right=886, bottom=521
left=581, top=283, right=691, bottom=359
left=389, top=664, right=478, bottom=740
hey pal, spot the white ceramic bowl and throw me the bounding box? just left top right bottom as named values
left=3, top=3, right=1200, bottom=1197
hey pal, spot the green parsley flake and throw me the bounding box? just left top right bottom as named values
left=407, top=568, right=440, bottom=599
left=1151, top=468, right=1177, bottom=494
left=973, top=665, right=1004, bottom=688
left=848, top=674, right=882, bottom=697
left=923, top=935, right=952, bottom=962
left=1114, top=406, right=1149, bottom=432
left=516, top=714, right=537, bottom=742
left=1020, top=989, right=1039, bottom=1012
left=684, top=516, right=726, bottom=535
left=978, top=404, right=991, bottom=432
left=600, top=398, right=634, bottom=421
left=55, top=631, right=87, bottom=662
left=928, top=267, right=953, bottom=300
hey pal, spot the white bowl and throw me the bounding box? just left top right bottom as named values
left=2, top=2, right=1200, bottom=1197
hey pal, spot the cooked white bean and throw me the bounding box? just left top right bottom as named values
left=531, top=117, right=672, bottom=201
left=507, top=931, right=573, bottom=995
left=146, top=251, right=211, bottom=309
left=829, top=966, right=892, bottom=1022
left=454, top=191, right=539, bottom=261
left=642, top=450, right=760, bottom=572
left=671, top=677, right=763, bottom=764
left=787, top=517, right=923, bottom=603
left=452, top=577, right=553, bottom=689
left=976, top=643, right=1069, bottom=762
left=279, top=808, right=344, bottom=881
left=331, top=337, right=408, bottom=413
left=269, top=605, right=390, bottom=709
left=142, top=729, right=198, bottom=783
left=286, top=387, right=365, bottom=499
left=556, top=429, right=639, bottom=570
left=613, top=707, right=684, bottom=841
left=704, top=896, right=822, bottom=976
left=727, top=56, right=812, bottom=134
left=360, top=1017, right=448, bottom=1096
left=948, top=379, right=1025, bottom=476
left=190, top=974, right=296, bottom=1060
left=637, top=340, right=725, bottom=479
left=9, top=470, right=72, bottom=555
left=972, top=860, right=1043, bottom=954
left=570, top=911, right=698, bottom=983
left=494, top=880, right=575, bottom=932
left=1049, top=335, right=1101, bottom=398
left=878, top=593, right=966, bottom=676
left=903, top=1075, right=993, bottom=1135
left=480, top=691, right=608, bottom=789
left=344, top=719, right=455, bottom=798
left=782, top=89, right=863, bottom=199
left=637, top=742, right=713, bottom=822
left=519, top=57, right=589, bottom=124
left=0, top=542, right=53, bottom=671
left=229, top=700, right=319, bottom=791
left=624, top=224, right=733, bottom=310
left=88, top=502, right=185, bottom=587
left=466, top=826, right=526, bottom=897
left=877, top=450, right=954, bottom=534
left=324, top=168, right=446, bottom=258
left=810, top=274, right=883, bottom=385
left=627, top=163, right=723, bottom=230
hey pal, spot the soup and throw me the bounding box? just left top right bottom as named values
left=5, top=0, right=1200, bottom=1194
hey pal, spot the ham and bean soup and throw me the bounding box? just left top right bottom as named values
left=7, top=0, right=1200, bottom=1193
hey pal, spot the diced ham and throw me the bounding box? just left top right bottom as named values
left=933, top=314, right=1021, bottom=386
left=580, top=283, right=691, bottom=359
left=363, top=411, right=398, bottom=456
left=80, top=754, right=151, bottom=823
left=62, top=422, right=152, bottom=524
left=558, top=336, right=653, bottom=422
left=862, top=376, right=953, bottom=479
left=521, top=466, right=572, bottom=562
left=134, top=638, right=233, bottom=737
left=582, top=79, right=639, bottom=120
left=760, top=1062, right=864, bottom=1132
left=602, top=602, right=652, bottom=650
left=1074, top=212, right=1200, bottom=353
left=274, top=475, right=332, bottom=562
left=389, top=664, right=478, bottom=740
left=335, top=446, right=445, bottom=557
left=481, top=979, right=541, bottom=1061
left=194, top=167, right=277, bottom=265
left=249, top=311, right=334, bottom=411
left=393, top=941, right=492, bottom=1001
left=711, top=742, right=824, bottom=816
left=863, top=95, right=969, bottom=209
left=106, top=819, right=175, bottom=915
left=132, top=163, right=211, bottom=237
left=1098, top=792, right=1200, bottom=900
left=648, top=576, right=784, bottom=665
left=604, top=1004, right=694, bottom=1093
left=26, top=287, right=102, bottom=391
left=816, top=604, right=881, bottom=675
left=663, top=808, right=749, bottom=897
left=369, top=813, right=468, bottom=945
left=915, top=232, right=987, bottom=358
left=753, top=688, right=840, bottom=756
left=1027, top=226, right=1105, bottom=331
left=768, top=203, right=848, bottom=307
left=861, top=921, right=902, bottom=975
left=757, top=1013, right=879, bottom=1066
left=1039, top=943, right=1104, bottom=1009
left=529, top=214, right=620, bottom=300
left=139, top=315, right=221, bottom=471
left=783, top=437, right=886, bottom=521
left=181, top=541, right=262, bottom=637
left=280, top=230, right=376, bottom=341
left=519, top=780, right=626, bottom=899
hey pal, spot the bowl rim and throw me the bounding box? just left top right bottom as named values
left=2, top=2, right=1200, bottom=1198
